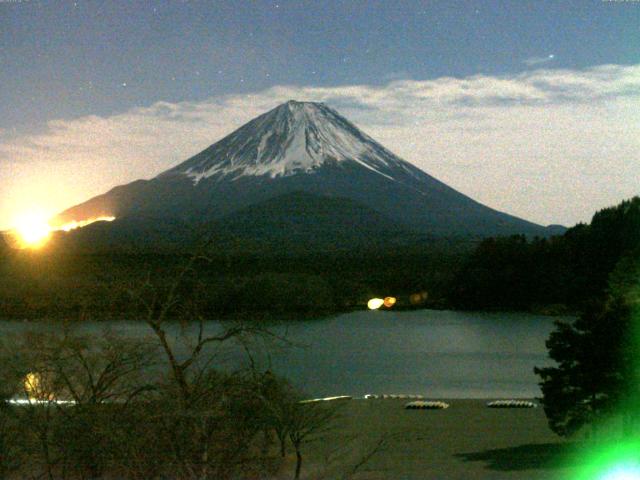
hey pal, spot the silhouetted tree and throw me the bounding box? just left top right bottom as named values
left=535, top=250, right=640, bottom=437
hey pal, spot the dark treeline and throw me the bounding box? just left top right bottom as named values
left=0, top=237, right=471, bottom=320
left=450, top=196, right=640, bottom=312
left=1, top=196, right=638, bottom=320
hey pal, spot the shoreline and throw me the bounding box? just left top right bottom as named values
left=299, top=398, right=575, bottom=480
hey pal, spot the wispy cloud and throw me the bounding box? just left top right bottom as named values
left=523, top=54, right=556, bottom=66
left=1, top=63, right=639, bottom=228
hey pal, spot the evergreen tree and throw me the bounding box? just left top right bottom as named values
left=535, top=252, right=640, bottom=437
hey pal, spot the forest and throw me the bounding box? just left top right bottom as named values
left=451, top=196, right=640, bottom=312
left=0, top=196, right=638, bottom=321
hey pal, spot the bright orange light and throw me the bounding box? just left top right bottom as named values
left=383, top=296, right=397, bottom=308
left=13, top=212, right=52, bottom=248
left=9, top=213, right=116, bottom=249
left=367, top=298, right=384, bottom=310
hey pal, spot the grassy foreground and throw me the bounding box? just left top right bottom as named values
left=290, top=399, right=579, bottom=480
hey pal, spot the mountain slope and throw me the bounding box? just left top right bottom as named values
left=207, top=191, right=414, bottom=252
left=55, top=100, right=558, bottom=239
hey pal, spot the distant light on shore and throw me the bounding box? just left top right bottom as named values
left=409, top=291, right=428, bottom=306
left=368, top=297, right=397, bottom=310
left=367, top=298, right=384, bottom=310
left=383, top=297, right=397, bottom=308
left=24, top=372, right=55, bottom=401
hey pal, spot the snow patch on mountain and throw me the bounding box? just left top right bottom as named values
left=166, top=101, right=406, bottom=184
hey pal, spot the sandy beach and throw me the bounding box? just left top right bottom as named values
left=293, top=399, right=578, bottom=480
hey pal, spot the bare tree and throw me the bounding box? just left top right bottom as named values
left=288, top=401, right=342, bottom=480
left=0, top=248, right=347, bottom=480
left=0, top=360, right=21, bottom=480
left=130, top=253, right=283, bottom=479
left=257, top=374, right=342, bottom=480
left=0, top=328, right=159, bottom=480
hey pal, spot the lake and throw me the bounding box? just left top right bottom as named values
left=0, top=309, right=564, bottom=399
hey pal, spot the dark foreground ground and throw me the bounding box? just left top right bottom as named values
left=289, top=399, right=579, bottom=480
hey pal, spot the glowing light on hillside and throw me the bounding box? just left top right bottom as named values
left=367, top=298, right=384, bottom=310
left=8, top=213, right=116, bottom=249
left=56, top=216, right=116, bottom=232
left=13, top=212, right=51, bottom=248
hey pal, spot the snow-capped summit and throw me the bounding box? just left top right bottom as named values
left=56, top=100, right=557, bottom=241
left=162, top=100, right=414, bottom=184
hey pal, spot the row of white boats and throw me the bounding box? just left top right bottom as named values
left=298, top=395, right=537, bottom=409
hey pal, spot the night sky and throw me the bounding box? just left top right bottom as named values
left=1, top=0, right=639, bottom=229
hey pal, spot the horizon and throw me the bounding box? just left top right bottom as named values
left=1, top=0, right=639, bottom=230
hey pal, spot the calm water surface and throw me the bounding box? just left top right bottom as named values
left=0, top=310, right=564, bottom=399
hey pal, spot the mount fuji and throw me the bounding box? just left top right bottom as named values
left=54, top=100, right=559, bottom=249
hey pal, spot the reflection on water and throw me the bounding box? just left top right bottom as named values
left=0, top=310, right=563, bottom=399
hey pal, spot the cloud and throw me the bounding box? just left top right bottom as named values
left=1, top=63, right=639, bottom=229
left=523, top=54, right=556, bottom=66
